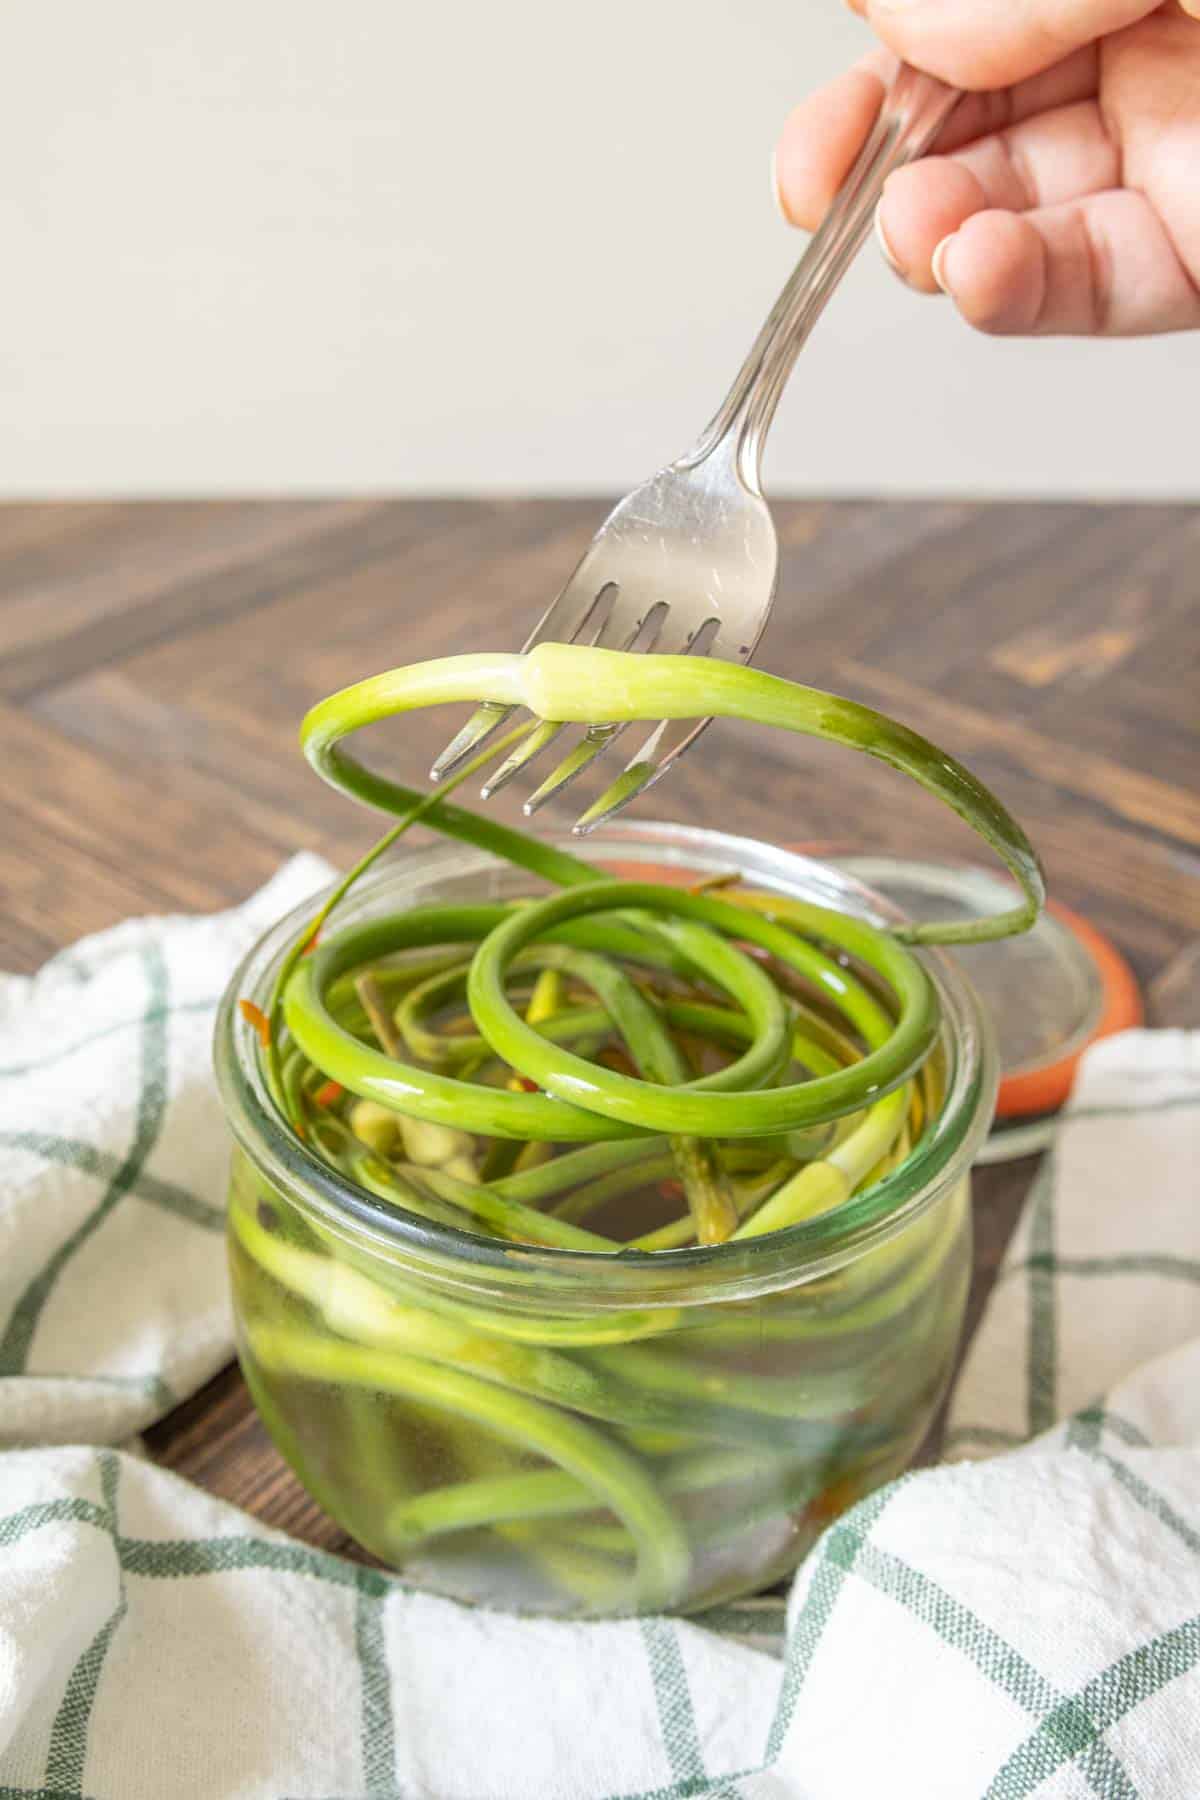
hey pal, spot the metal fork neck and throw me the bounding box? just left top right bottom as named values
left=685, top=68, right=960, bottom=491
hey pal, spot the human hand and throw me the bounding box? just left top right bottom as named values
left=773, top=2, right=1200, bottom=335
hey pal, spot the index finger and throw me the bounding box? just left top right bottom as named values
left=850, top=0, right=1162, bottom=89
left=774, top=47, right=1099, bottom=232
left=773, top=56, right=892, bottom=232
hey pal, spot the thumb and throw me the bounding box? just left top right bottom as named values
left=859, top=0, right=1163, bottom=88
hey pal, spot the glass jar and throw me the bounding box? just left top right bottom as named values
left=215, top=823, right=996, bottom=1619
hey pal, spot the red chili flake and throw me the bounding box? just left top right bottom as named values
left=515, top=1075, right=538, bottom=1093
left=300, top=932, right=321, bottom=958
left=238, top=998, right=271, bottom=1049
left=687, top=870, right=741, bottom=896
left=658, top=1179, right=684, bottom=1203
left=805, top=1475, right=861, bottom=1525
left=313, top=1080, right=344, bottom=1108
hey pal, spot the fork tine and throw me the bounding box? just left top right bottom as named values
left=517, top=597, right=669, bottom=814
left=571, top=621, right=723, bottom=828
left=430, top=582, right=620, bottom=781
left=522, top=576, right=617, bottom=654
left=429, top=700, right=516, bottom=782
left=479, top=718, right=566, bottom=799
left=573, top=717, right=712, bottom=834
left=572, top=751, right=663, bottom=835
left=522, top=722, right=627, bottom=816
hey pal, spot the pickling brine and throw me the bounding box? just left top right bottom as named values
left=215, top=830, right=994, bottom=1617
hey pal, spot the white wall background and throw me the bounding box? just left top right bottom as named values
left=3, top=0, right=1196, bottom=498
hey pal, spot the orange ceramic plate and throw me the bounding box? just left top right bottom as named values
left=994, top=899, right=1141, bottom=1119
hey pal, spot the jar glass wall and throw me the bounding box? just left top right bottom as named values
left=215, top=824, right=996, bottom=1618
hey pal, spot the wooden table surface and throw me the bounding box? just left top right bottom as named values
left=3, top=497, right=1198, bottom=1561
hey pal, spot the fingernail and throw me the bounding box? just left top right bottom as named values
left=931, top=232, right=956, bottom=294
left=770, top=146, right=790, bottom=224
left=873, top=201, right=903, bottom=277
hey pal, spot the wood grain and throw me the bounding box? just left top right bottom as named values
left=2, top=497, right=1196, bottom=1561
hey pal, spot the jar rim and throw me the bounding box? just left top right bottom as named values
left=214, top=822, right=996, bottom=1308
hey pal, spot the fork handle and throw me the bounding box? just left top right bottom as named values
left=690, top=65, right=961, bottom=485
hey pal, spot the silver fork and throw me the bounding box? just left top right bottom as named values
left=431, top=64, right=961, bottom=833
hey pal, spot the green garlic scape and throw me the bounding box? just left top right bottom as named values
left=254, top=644, right=1042, bottom=1251
left=228, top=643, right=1037, bottom=1613
left=230, top=645, right=1044, bottom=1266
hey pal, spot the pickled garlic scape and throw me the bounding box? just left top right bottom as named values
left=221, top=645, right=1037, bottom=1613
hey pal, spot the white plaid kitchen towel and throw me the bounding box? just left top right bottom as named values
left=0, top=864, right=1198, bottom=1800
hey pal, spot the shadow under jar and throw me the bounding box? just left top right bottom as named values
left=214, top=824, right=996, bottom=1619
